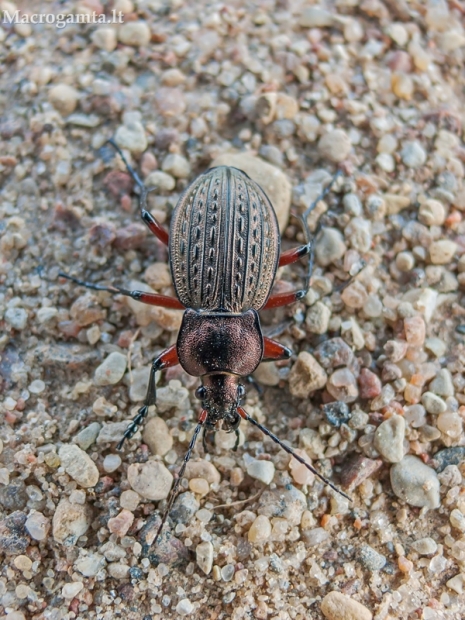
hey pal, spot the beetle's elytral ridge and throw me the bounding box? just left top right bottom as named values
left=237, top=407, right=351, bottom=502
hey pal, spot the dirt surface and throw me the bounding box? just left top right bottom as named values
left=1, top=1, right=465, bottom=619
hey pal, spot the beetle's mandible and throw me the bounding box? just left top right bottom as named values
left=57, top=140, right=349, bottom=544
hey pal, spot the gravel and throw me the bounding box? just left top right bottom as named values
left=1, top=1, right=464, bottom=618
left=390, top=456, right=440, bottom=509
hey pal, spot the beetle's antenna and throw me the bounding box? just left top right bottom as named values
left=154, top=410, right=207, bottom=545
left=237, top=407, right=351, bottom=501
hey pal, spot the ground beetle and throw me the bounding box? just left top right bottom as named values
left=58, top=140, right=349, bottom=542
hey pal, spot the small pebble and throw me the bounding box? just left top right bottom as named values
left=306, top=301, right=331, bottom=334
left=419, top=199, right=446, bottom=226
left=189, top=478, right=209, bottom=496
left=176, top=599, right=194, bottom=616
left=118, top=21, right=151, bottom=47
left=103, top=454, right=122, bottom=473
left=315, top=228, right=347, bottom=266
left=162, top=153, right=191, bottom=178
left=52, top=499, right=91, bottom=545
left=5, top=307, right=28, bottom=330
left=145, top=170, right=176, bottom=191
left=327, top=368, right=358, bottom=403
left=421, top=392, right=447, bottom=415
left=373, top=415, right=405, bottom=463
left=358, top=368, right=382, bottom=399
left=358, top=544, right=387, bottom=571
left=404, top=315, right=425, bottom=346
left=92, top=27, right=117, bottom=52
left=429, top=369, right=454, bottom=397
left=128, top=460, right=173, bottom=500
left=221, top=564, right=235, bottom=581
left=432, top=447, right=465, bottom=472
left=74, top=552, right=106, bottom=577
left=299, top=6, right=333, bottom=27
left=376, top=152, right=395, bottom=172
left=108, top=509, right=134, bottom=537
left=196, top=541, right=214, bottom=575
left=304, top=527, right=330, bottom=546
left=185, top=460, right=221, bottom=485
left=75, top=422, right=101, bottom=450
left=120, top=489, right=140, bottom=511
left=107, top=563, right=130, bottom=579
left=390, top=455, right=440, bottom=508
left=25, top=512, right=50, bottom=541
left=169, top=492, right=199, bottom=526
left=58, top=444, right=99, bottom=488
left=429, top=240, right=457, bottom=265
left=246, top=458, right=275, bottom=485
left=14, top=554, right=32, bottom=571
left=62, top=581, right=84, bottom=600
left=48, top=84, right=79, bottom=115
left=142, top=417, right=173, bottom=456
left=248, top=515, right=272, bottom=543
left=318, top=130, right=351, bottom=162
left=288, top=352, right=327, bottom=398
left=114, top=122, right=147, bottom=155
left=401, top=141, right=427, bottom=168
left=321, top=591, right=373, bottom=620
left=411, top=537, right=438, bottom=556
left=94, top=352, right=127, bottom=386
left=322, top=402, right=351, bottom=428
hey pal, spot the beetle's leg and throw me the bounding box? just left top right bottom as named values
left=237, top=407, right=351, bottom=501
left=107, top=138, right=169, bottom=246
left=117, top=345, right=179, bottom=450
left=154, top=409, right=207, bottom=544
left=244, top=374, right=264, bottom=395
left=202, top=427, right=216, bottom=454
left=261, top=289, right=306, bottom=310
left=263, top=337, right=292, bottom=361
left=278, top=244, right=310, bottom=267
left=233, top=430, right=240, bottom=451
left=58, top=272, right=185, bottom=309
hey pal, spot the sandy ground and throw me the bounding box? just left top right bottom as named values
left=1, top=1, right=465, bottom=619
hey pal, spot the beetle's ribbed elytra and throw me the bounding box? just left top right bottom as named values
left=170, top=166, right=280, bottom=313
left=54, top=140, right=349, bottom=548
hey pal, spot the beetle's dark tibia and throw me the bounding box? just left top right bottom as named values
left=118, top=345, right=179, bottom=450
left=154, top=410, right=207, bottom=545
left=263, top=337, right=292, bottom=361
left=233, top=429, right=240, bottom=452
left=262, top=289, right=306, bottom=310
left=278, top=244, right=310, bottom=267
left=237, top=407, right=351, bottom=502
left=117, top=405, right=149, bottom=450
left=58, top=272, right=185, bottom=310
left=106, top=138, right=144, bottom=188
left=106, top=138, right=170, bottom=247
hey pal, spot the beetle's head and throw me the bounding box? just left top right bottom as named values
left=195, top=373, right=244, bottom=431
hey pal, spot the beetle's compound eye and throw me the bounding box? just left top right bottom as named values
left=237, top=385, right=245, bottom=400
left=195, top=386, right=207, bottom=400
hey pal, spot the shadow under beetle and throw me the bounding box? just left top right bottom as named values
left=59, top=140, right=350, bottom=543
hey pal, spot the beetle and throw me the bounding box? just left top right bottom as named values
left=58, top=140, right=349, bottom=542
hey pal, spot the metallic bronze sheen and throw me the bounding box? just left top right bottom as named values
left=169, top=166, right=281, bottom=313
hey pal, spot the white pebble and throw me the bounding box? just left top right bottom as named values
left=246, top=458, right=275, bottom=485
left=390, top=455, right=440, bottom=509
left=94, top=352, right=127, bottom=386
left=401, top=141, right=427, bottom=168
left=196, top=541, right=214, bottom=575
left=58, top=444, right=99, bottom=488
left=5, top=307, right=28, bottom=330
left=62, top=581, right=84, bottom=600
left=28, top=379, right=45, bottom=394
left=103, top=454, right=122, bottom=473
left=176, top=599, right=194, bottom=616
